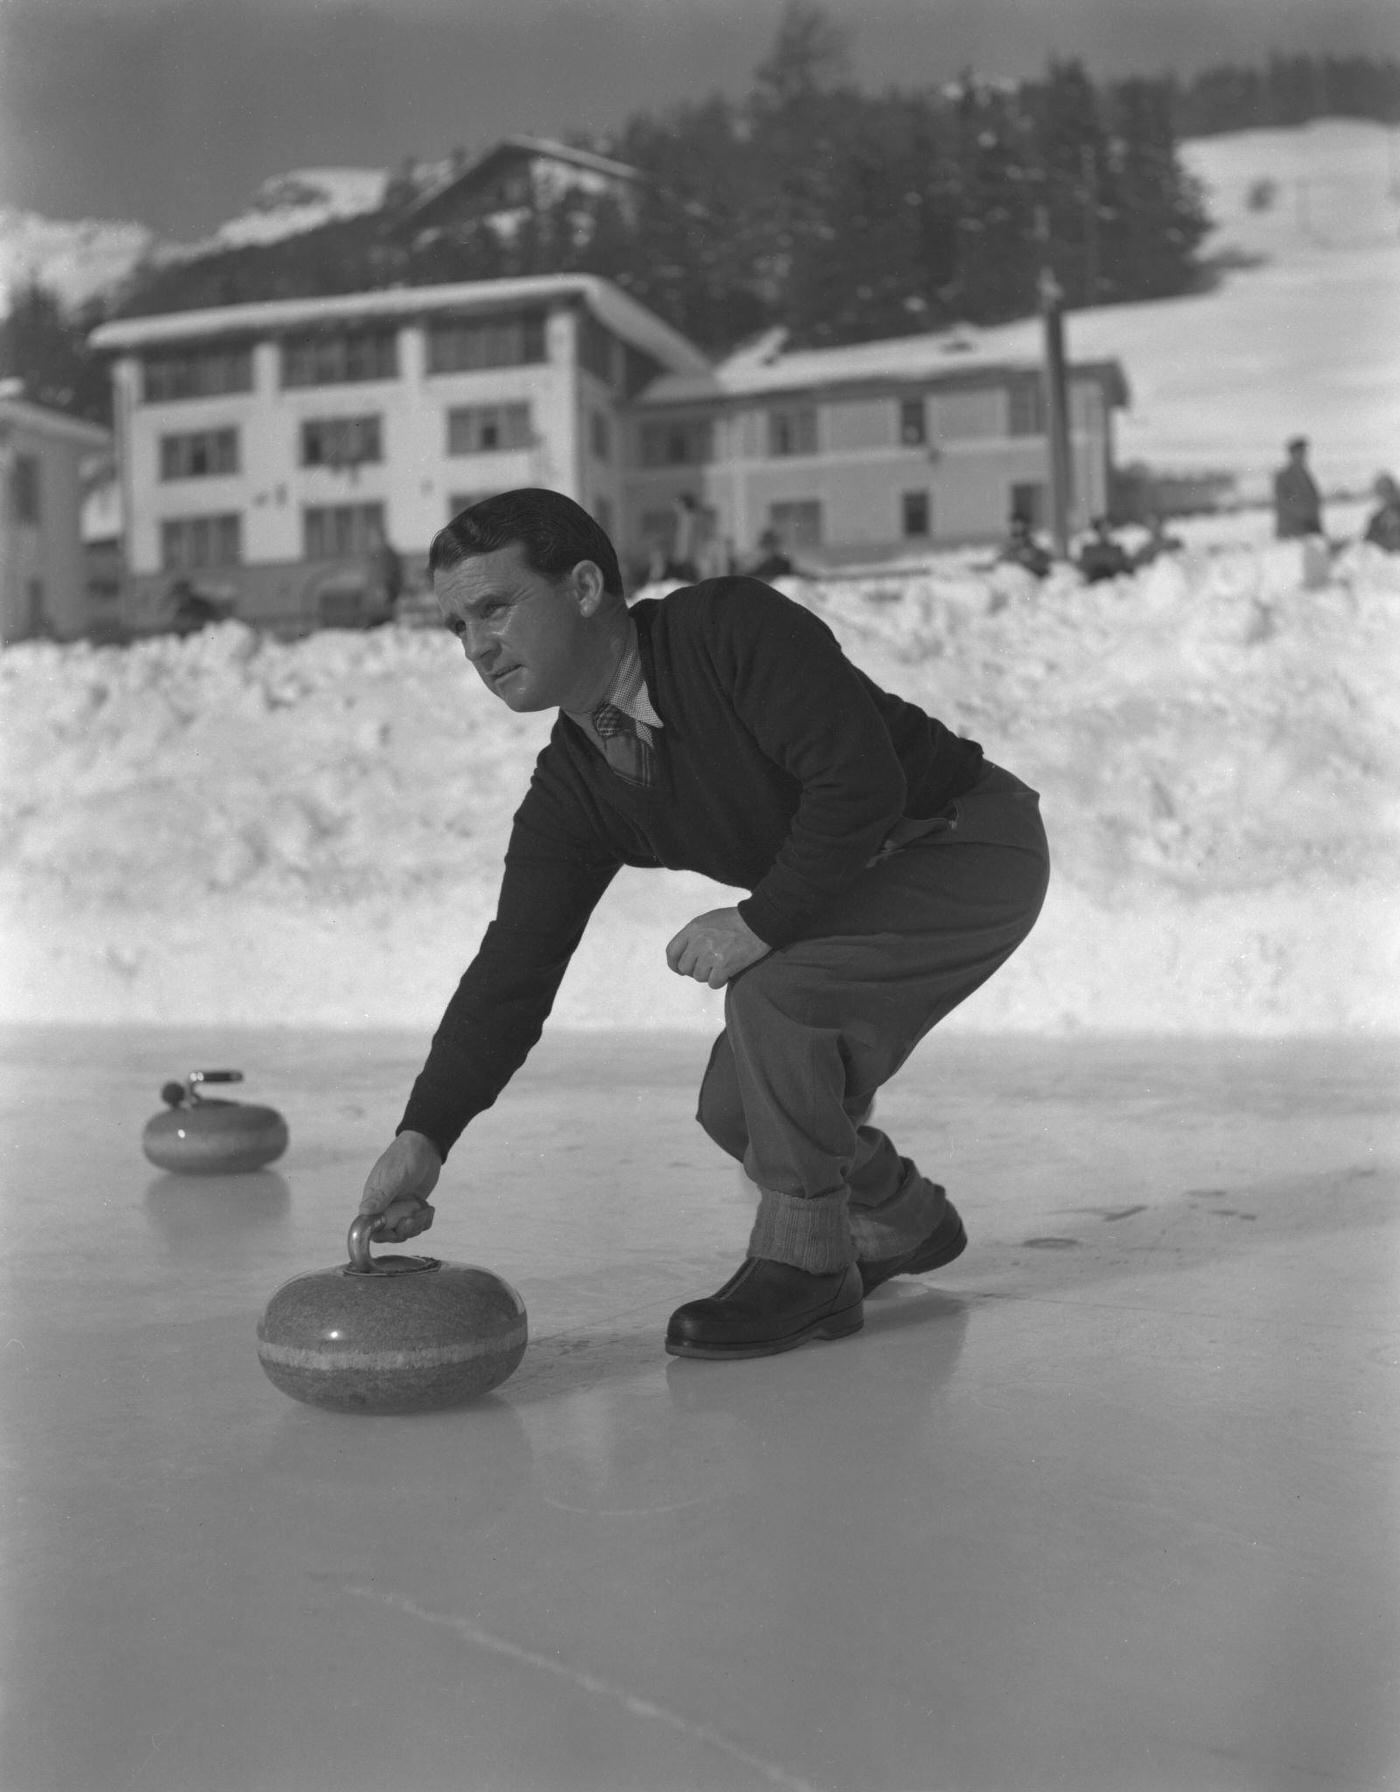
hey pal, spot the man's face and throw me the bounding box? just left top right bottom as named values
left=434, top=542, right=599, bottom=713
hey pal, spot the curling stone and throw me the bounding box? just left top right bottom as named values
left=143, top=1069, right=289, bottom=1174
left=255, top=1216, right=528, bottom=1414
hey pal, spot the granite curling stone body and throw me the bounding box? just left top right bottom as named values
left=143, top=1070, right=289, bottom=1174
left=257, top=1217, right=528, bottom=1413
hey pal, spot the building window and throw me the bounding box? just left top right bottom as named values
left=902, top=490, right=931, bottom=537
left=639, top=419, right=712, bottom=467
left=160, top=513, right=242, bottom=570
left=426, top=314, right=546, bottom=375
left=159, top=428, right=239, bottom=481
left=590, top=410, right=611, bottom=462
left=492, top=172, right=533, bottom=210
left=143, top=344, right=253, bottom=403
left=446, top=403, right=532, bottom=455
left=767, top=407, right=818, bottom=457
left=303, top=502, right=387, bottom=560
left=622, top=344, right=662, bottom=399
left=281, top=329, right=398, bottom=388
left=899, top=398, right=927, bottom=446
left=10, top=453, right=40, bottom=523
left=1008, top=380, right=1046, bottom=437
left=1010, top=481, right=1046, bottom=528
left=577, top=313, right=618, bottom=385
left=301, top=416, right=383, bottom=468
left=768, top=500, right=822, bottom=548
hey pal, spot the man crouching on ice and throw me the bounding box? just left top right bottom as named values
left=357, top=488, right=1050, bottom=1360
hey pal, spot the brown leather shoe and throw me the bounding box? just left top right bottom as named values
left=859, top=1196, right=967, bottom=1295
left=665, top=1258, right=864, bottom=1360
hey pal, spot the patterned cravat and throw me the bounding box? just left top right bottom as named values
left=591, top=702, right=657, bottom=789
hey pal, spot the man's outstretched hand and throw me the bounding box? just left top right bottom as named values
left=358, top=1129, right=442, bottom=1242
left=666, top=906, right=770, bottom=989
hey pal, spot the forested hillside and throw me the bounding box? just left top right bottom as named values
left=110, top=7, right=1213, bottom=353
left=1170, top=53, right=1400, bottom=136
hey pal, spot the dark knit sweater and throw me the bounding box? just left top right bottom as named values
left=399, top=576, right=984, bottom=1157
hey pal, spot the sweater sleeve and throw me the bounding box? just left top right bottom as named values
left=709, top=582, right=910, bottom=947
left=397, top=763, right=621, bottom=1159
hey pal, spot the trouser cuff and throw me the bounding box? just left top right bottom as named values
left=747, top=1188, right=855, bottom=1273
left=848, top=1158, right=948, bottom=1262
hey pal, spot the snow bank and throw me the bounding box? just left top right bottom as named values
left=2, top=541, right=1397, bottom=1035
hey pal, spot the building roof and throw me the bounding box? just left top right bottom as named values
left=637, top=317, right=1131, bottom=409
left=0, top=391, right=111, bottom=448
left=405, top=136, right=643, bottom=228
left=88, top=274, right=709, bottom=377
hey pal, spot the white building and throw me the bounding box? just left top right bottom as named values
left=627, top=326, right=1129, bottom=569
left=89, top=275, right=707, bottom=633
left=91, top=276, right=1129, bottom=632
left=0, top=384, right=112, bottom=644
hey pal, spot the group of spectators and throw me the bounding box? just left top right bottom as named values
left=997, top=512, right=1182, bottom=583
left=643, top=494, right=809, bottom=587
left=163, top=444, right=1400, bottom=640
left=1274, top=436, right=1400, bottom=553
left=996, top=434, right=1400, bottom=583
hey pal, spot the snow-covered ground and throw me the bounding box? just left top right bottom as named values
left=1126, top=119, right=1400, bottom=497
left=3, top=120, right=1397, bottom=1037
left=3, top=533, right=1397, bottom=1036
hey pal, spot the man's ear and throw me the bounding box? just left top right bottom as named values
left=571, top=559, right=608, bottom=616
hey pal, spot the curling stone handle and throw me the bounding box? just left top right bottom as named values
left=348, top=1213, right=387, bottom=1273
left=159, top=1069, right=246, bottom=1108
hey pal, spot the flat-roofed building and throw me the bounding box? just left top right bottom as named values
left=90, top=275, right=708, bottom=634
left=93, top=279, right=1130, bottom=631
left=626, top=324, right=1129, bottom=570
left=0, top=385, right=112, bottom=644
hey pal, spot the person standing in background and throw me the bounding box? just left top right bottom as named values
left=1273, top=437, right=1323, bottom=540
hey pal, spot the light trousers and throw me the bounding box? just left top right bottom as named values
left=696, top=764, right=1051, bottom=1273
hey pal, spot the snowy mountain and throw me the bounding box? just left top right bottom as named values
left=0, top=210, right=157, bottom=314
left=0, top=167, right=391, bottom=314
left=201, top=167, right=390, bottom=250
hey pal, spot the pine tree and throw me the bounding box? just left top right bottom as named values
left=616, top=96, right=774, bottom=351
left=0, top=283, right=113, bottom=426
left=1102, top=79, right=1212, bottom=302
left=783, top=94, right=961, bottom=346
left=948, top=77, right=1039, bottom=323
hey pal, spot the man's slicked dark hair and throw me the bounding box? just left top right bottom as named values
left=429, top=488, right=624, bottom=597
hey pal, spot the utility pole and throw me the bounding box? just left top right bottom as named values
left=1035, top=205, right=1073, bottom=558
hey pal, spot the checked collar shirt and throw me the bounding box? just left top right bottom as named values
left=566, top=622, right=663, bottom=788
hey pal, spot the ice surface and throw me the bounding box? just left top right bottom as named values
left=3, top=535, right=1397, bottom=1036
left=2, top=1025, right=1397, bottom=1792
